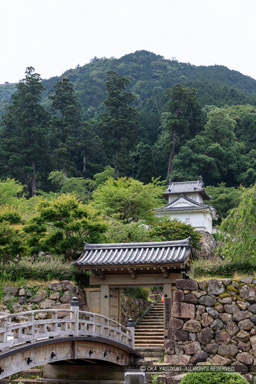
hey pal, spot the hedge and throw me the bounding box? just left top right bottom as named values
left=0, top=261, right=90, bottom=287
left=180, top=372, right=249, bottom=384
left=193, top=260, right=256, bottom=278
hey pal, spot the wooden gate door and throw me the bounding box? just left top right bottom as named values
left=110, top=288, right=121, bottom=322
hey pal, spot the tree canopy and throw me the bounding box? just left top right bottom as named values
left=92, top=177, right=164, bottom=224
left=24, top=194, right=106, bottom=261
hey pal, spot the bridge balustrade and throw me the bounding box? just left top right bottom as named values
left=0, top=308, right=133, bottom=351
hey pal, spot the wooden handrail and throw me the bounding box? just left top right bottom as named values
left=0, top=308, right=133, bottom=352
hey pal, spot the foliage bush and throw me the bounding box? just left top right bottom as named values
left=180, top=372, right=248, bottom=384
left=122, top=287, right=149, bottom=300
left=0, top=260, right=89, bottom=287
left=192, top=257, right=256, bottom=278
left=147, top=218, right=200, bottom=249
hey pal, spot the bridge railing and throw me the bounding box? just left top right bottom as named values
left=0, top=304, right=133, bottom=351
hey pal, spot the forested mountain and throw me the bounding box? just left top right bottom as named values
left=1, top=50, right=256, bottom=196
left=2, top=50, right=256, bottom=117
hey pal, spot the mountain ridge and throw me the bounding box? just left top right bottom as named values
left=1, top=50, right=256, bottom=118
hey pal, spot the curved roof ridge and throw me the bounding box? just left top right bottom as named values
left=83, top=238, right=191, bottom=250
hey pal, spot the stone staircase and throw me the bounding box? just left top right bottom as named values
left=135, top=301, right=165, bottom=363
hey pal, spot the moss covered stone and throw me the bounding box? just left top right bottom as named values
left=226, top=285, right=238, bottom=293
left=219, top=292, right=231, bottom=299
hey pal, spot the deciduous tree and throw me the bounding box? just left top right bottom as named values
left=24, top=194, right=106, bottom=261
left=219, top=184, right=256, bottom=261
left=92, top=177, right=164, bottom=224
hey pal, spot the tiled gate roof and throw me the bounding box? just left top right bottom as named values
left=74, top=239, right=191, bottom=268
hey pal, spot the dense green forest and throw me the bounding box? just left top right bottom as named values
left=1, top=51, right=256, bottom=272
left=1, top=50, right=256, bottom=194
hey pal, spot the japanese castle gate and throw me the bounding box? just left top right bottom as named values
left=74, top=238, right=192, bottom=334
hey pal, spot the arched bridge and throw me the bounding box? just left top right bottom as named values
left=0, top=300, right=140, bottom=379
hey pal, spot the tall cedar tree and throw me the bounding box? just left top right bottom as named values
left=0, top=67, right=49, bottom=196
left=166, top=84, right=204, bottom=176
left=50, top=78, right=81, bottom=176
left=100, top=71, right=137, bottom=178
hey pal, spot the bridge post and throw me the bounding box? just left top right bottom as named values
left=70, top=297, right=79, bottom=336
left=127, top=318, right=135, bottom=349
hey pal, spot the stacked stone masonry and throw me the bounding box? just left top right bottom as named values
left=0, top=281, right=87, bottom=316
left=0, top=281, right=149, bottom=326
left=165, top=278, right=256, bottom=373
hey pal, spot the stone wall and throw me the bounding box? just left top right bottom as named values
left=0, top=282, right=150, bottom=326
left=121, top=294, right=150, bottom=325
left=0, top=281, right=88, bottom=313
left=165, top=278, right=256, bottom=373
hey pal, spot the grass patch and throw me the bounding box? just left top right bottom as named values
left=0, top=259, right=89, bottom=287
left=191, top=257, right=256, bottom=279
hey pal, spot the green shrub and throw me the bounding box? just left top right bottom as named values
left=0, top=260, right=89, bottom=287
left=122, top=287, right=149, bottom=300
left=192, top=258, right=256, bottom=278
left=180, top=372, right=248, bottom=384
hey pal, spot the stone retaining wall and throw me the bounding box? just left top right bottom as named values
left=0, top=281, right=88, bottom=314
left=165, top=278, right=256, bottom=373
left=0, top=282, right=150, bottom=326
left=121, top=294, right=150, bottom=325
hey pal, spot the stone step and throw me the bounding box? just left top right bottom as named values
left=135, top=338, right=164, bottom=341
left=135, top=343, right=165, bottom=347
left=136, top=347, right=165, bottom=352
left=135, top=331, right=164, bottom=335
left=136, top=324, right=164, bottom=328
left=137, top=323, right=164, bottom=326
left=147, top=309, right=163, bottom=312
left=135, top=332, right=164, bottom=335
left=136, top=328, right=164, bottom=332
left=138, top=318, right=163, bottom=322
left=135, top=336, right=164, bottom=340
left=135, top=328, right=164, bottom=331
left=137, top=351, right=164, bottom=357
left=134, top=302, right=165, bottom=355
left=135, top=340, right=164, bottom=344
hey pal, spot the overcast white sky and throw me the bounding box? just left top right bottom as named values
left=1, top=0, right=256, bottom=84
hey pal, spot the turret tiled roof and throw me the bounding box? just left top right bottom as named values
left=163, top=179, right=211, bottom=200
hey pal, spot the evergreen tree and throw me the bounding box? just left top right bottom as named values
left=49, top=78, right=81, bottom=176
left=76, top=120, right=107, bottom=178
left=134, top=143, right=156, bottom=183
left=99, top=71, right=138, bottom=178
left=166, top=84, right=205, bottom=176
left=171, top=108, right=240, bottom=186
left=0, top=67, right=49, bottom=196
